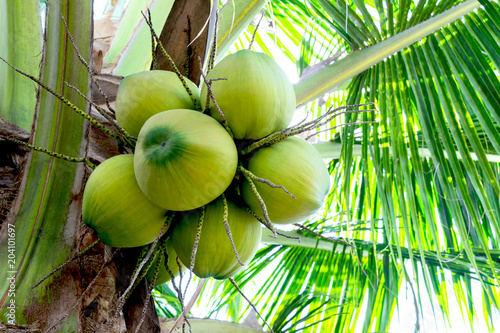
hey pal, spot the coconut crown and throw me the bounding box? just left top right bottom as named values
left=134, top=109, right=238, bottom=211
left=172, top=197, right=262, bottom=279
left=201, top=49, right=296, bottom=140
left=242, top=136, right=330, bottom=224
left=82, top=154, right=169, bottom=248
left=115, top=70, right=200, bottom=137
left=146, top=238, right=183, bottom=286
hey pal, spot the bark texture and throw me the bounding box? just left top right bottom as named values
left=0, top=119, right=29, bottom=225
left=154, top=0, right=212, bottom=85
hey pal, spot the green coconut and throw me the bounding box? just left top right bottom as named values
left=115, top=70, right=200, bottom=137
left=82, top=154, right=168, bottom=248
left=172, top=197, right=262, bottom=279
left=201, top=49, right=296, bottom=140
left=134, top=109, right=238, bottom=211
left=146, top=239, right=183, bottom=286
left=242, top=136, right=330, bottom=224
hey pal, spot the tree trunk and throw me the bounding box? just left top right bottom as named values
left=153, top=0, right=214, bottom=85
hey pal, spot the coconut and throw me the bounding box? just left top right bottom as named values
left=134, top=109, right=238, bottom=211
left=242, top=136, right=330, bottom=224
left=115, top=70, right=200, bottom=137
left=82, top=154, right=168, bottom=248
left=201, top=49, right=296, bottom=140
left=172, top=197, right=262, bottom=279
left=146, top=239, right=183, bottom=286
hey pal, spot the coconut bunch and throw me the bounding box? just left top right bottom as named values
left=81, top=49, right=332, bottom=281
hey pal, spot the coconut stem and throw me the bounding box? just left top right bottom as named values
left=2, top=135, right=96, bottom=169
left=130, top=226, right=174, bottom=295
left=244, top=208, right=301, bottom=241
left=163, top=246, right=183, bottom=307
left=170, top=279, right=206, bottom=333
left=110, top=217, right=172, bottom=327
left=134, top=253, right=161, bottom=333
left=148, top=10, right=158, bottom=71
left=276, top=231, right=301, bottom=242
left=138, top=249, right=160, bottom=284
left=164, top=249, right=190, bottom=331
left=239, top=166, right=296, bottom=199
left=241, top=104, right=376, bottom=155
left=203, top=85, right=212, bottom=115
left=270, top=110, right=377, bottom=147
left=64, top=82, right=136, bottom=147
left=163, top=250, right=177, bottom=284
left=207, top=10, right=219, bottom=73
left=304, top=121, right=377, bottom=141
left=294, top=108, right=311, bottom=127
left=142, top=11, right=201, bottom=111
left=197, top=57, right=234, bottom=138
left=185, top=205, right=205, bottom=298
left=241, top=131, right=282, bottom=155
left=244, top=207, right=277, bottom=239
left=292, top=104, right=372, bottom=133
left=126, top=248, right=161, bottom=301
left=248, top=9, right=265, bottom=50
left=163, top=248, right=186, bottom=330
left=240, top=171, right=273, bottom=228
left=179, top=256, right=193, bottom=333
left=32, top=239, right=100, bottom=289
left=129, top=243, right=153, bottom=285
left=293, top=223, right=354, bottom=248
left=0, top=56, right=132, bottom=149
left=221, top=194, right=244, bottom=266
left=169, top=255, right=192, bottom=333
left=60, top=14, right=116, bottom=116
left=228, top=278, right=274, bottom=333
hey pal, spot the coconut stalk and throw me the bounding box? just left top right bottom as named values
left=216, top=0, right=267, bottom=59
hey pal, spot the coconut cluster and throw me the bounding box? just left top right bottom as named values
left=82, top=49, right=330, bottom=282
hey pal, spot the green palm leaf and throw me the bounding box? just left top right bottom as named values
left=175, top=0, right=500, bottom=331
left=0, top=0, right=41, bottom=130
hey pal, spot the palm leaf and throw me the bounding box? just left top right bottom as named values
left=0, top=0, right=92, bottom=327
left=0, top=0, right=41, bottom=130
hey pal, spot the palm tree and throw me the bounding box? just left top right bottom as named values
left=0, top=0, right=499, bottom=332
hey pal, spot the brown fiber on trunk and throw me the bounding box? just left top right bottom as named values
left=153, top=0, right=212, bottom=85
left=0, top=119, right=29, bottom=225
